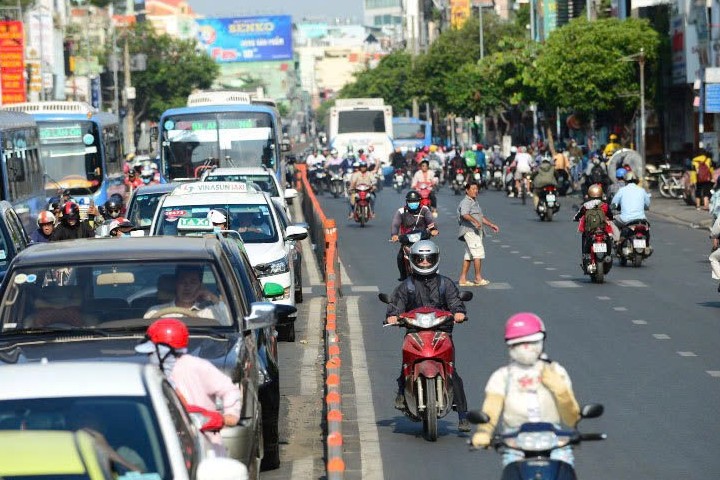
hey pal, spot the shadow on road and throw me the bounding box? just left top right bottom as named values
left=377, top=415, right=467, bottom=439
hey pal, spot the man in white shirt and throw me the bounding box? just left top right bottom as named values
left=145, top=266, right=227, bottom=321
left=513, top=146, right=534, bottom=196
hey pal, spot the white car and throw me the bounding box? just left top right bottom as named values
left=151, top=182, right=307, bottom=341
left=0, top=362, right=247, bottom=480
left=201, top=166, right=298, bottom=217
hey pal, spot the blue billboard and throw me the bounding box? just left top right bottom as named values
left=196, top=16, right=293, bottom=63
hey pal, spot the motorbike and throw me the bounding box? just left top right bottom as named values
left=555, top=170, right=572, bottom=196
left=536, top=185, right=560, bottom=222
left=352, top=183, right=373, bottom=227
left=309, top=165, right=327, bottom=195
left=467, top=404, right=606, bottom=480
left=396, top=229, right=432, bottom=278
left=616, top=220, right=651, bottom=267
left=328, top=165, right=344, bottom=198
left=582, top=227, right=613, bottom=283
left=452, top=168, right=466, bottom=195
left=394, top=168, right=407, bottom=192
left=471, top=167, right=484, bottom=188
left=429, top=158, right=444, bottom=190
left=374, top=169, right=385, bottom=192
left=416, top=182, right=434, bottom=212
left=378, top=291, right=473, bottom=442
left=490, top=166, right=504, bottom=191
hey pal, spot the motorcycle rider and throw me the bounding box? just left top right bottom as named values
left=30, top=211, right=56, bottom=243
left=531, top=157, right=558, bottom=208
left=513, top=146, right=534, bottom=197
left=108, top=217, right=135, bottom=237
left=583, top=153, right=610, bottom=199
left=50, top=202, right=95, bottom=241
left=348, top=161, right=376, bottom=218
left=611, top=171, right=652, bottom=251
left=101, top=196, right=124, bottom=221
left=573, top=184, right=616, bottom=260
left=471, top=313, right=580, bottom=474
left=411, top=159, right=439, bottom=217
left=607, top=167, right=627, bottom=199
left=390, top=190, right=438, bottom=281
left=603, top=133, right=621, bottom=158
left=385, top=240, right=471, bottom=432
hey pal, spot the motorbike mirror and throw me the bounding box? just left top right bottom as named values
left=378, top=293, right=390, bottom=304
left=466, top=410, right=490, bottom=425
left=458, top=291, right=473, bottom=302
left=580, top=404, right=604, bottom=419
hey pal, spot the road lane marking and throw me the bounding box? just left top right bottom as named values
left=707, top=371, right=720, bottom=377
left=653, top=334, right=671, bottom=340
left=510, top=251, right=520, bottom=254
left=560, top=274, right=573, bottom=279
left=484, top=282, right=512, bottom=290
left=632, top=320, right=648, bottom=325
left=347, top=295, right=383, bottom=479
left=300, top=297, right=323, bottom=397
left=350, top=285, right=380, bottom=293
left=545, top=267, right=557, bottom=271
left=301, top=240, right=323, bottom=286
left=597, top=296, right=611, bottom=301
left=533, top=261, right=545, bottom=265
left=501, top=245, right=510, bottom=248
left=339, top=257, right=354, bottom=285
left=491, top=239, right=501, bottom=243
left=615, top=279, right=648, bottom=288
left=521, top=256, right=531, bottom=259
left=613, top=307, right=628, bottom=312
left=547, top=280, right=581, bottom=288
left=291, top=457, right=314, bottom=479
left=677, top=351, right=697, bottom=357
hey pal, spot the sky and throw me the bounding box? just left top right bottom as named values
left=187, top=0, right=365, bottom=22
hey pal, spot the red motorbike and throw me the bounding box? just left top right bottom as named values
left=379, top=291, right=472, bottom=441
left=583, top=227, right=613, bottom=284
left=353, top=183, right=373, bottom=227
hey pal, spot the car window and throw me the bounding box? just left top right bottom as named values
left=204, top=173, right=279, bottom=197
left=6, top=209, right=28, bottom=249
left=156, top=203, right=278, bottom=244
left=161, top=382, right=199, bottom=475
left=0, top=222, right=11, bottom=271
left=0, top=396, right=171, bottom=479
left=128, top=192, right=166, bottom=228
left=0, top=261, right=233, bottom=332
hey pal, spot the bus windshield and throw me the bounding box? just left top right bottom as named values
left=338, top=111, right=386, bottom=134
left=394, top=122, right=426, bottom=140
left=162, top=112, right=277, bottom=180
left=37, top=121, right=102, bottom=196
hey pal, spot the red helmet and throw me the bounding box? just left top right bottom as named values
left=504, top=313, right=546, bottom=345
left=145, top=318, right=189, bottom=350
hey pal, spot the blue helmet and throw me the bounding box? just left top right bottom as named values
left=615, top=167, right=627, bottom=179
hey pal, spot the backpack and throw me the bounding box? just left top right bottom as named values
left=464, top=152, right=477, bottom=168
left=404, top=276, right=447, bottom=310
left=697, top=161, right=712, bottom=183
left=584, top=205, right=607, bottom=232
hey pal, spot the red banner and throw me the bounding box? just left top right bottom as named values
left=0, top=21, right=26, bottom=105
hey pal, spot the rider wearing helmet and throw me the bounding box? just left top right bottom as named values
left=573, top=184, right=615, bottom=258
left=607, top=167, right=627, bottom=198
left=102, top=197, right=123, bottom=220
left=348, top=160, right=376, bottom=218
left=610, top=170, right=652, bottom=249
left=390, top=190, right=438, bottom=281
left=135, top=318, right=242, bottom=450
left=207, top=209, right=228, bottom=232
left=411, top=159, right=439, bottom=216
left=471, top=313, right=580, bottom=473
left=50, top=202, right=95, bottom=241
left=108, top=217, right=135, bottom=237
left=30, top=211, right=56, bottom=243
left=385, top=240, right=471, bottom=432
left=531, top=157, right=558, bottom=208
left=603, top=133, right=621, bottom=158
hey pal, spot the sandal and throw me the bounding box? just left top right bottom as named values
left=474, top=279, right=490, bottom=286
left=458, top=281, right=475, bottom=287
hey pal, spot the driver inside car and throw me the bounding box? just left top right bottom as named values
left=144, top=266, right=225, bottom=320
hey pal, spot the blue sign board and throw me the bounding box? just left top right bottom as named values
left=706, top=83, right=720, bottom=113
left=196, top=16, right=293, bottom=63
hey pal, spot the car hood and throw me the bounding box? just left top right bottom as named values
left=0, top=334, right=238, bottom=369
left=244, top=242, right=286, bottom=267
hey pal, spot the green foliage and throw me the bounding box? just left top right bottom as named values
left=534, top=17, right=660, bottom=120
left=125, top=23, right=218, bottom=123
left=315, top=99, right=335, bottom=130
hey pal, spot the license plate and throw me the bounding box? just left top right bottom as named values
left=494, top=171, right=502, bottom=178
left=633, top=239, right=646, bottom=249
left=593, top=243, right=607, bottom=253
left=474, top=173, right=481, bottom=180
left=546, top=194, right=556, bottom=202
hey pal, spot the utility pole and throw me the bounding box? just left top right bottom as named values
left=123, top=34, right=135, bottom=153
left=478, top=5, right=484, bottom=59
left=619, top=49, right=646, bottom=168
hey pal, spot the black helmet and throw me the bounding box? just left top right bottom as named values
left=104, top=198, right=122, bottom=218
left=406, top=190, right=421, bottom=203
left=62, top=202, right=80, bottom=224
left=47, top=197, right=62, bottom=213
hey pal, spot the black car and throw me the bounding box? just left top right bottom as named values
left=0, top=236, right=286, bottom=477
left=125, top=183, right=179, bottom=233
left=0, top=201, right=30, bottom=281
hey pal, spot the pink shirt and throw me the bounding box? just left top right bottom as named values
left=171, top=355, right=242, bottom=418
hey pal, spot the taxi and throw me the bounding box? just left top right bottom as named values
left=150, top=182, right=307, bottom=341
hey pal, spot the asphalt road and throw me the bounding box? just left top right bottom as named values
left=315, top=182, right=720, bottom=479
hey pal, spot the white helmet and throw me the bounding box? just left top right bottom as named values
left=409, top=240, right=440, bottom=276
left=207, top=209, right=227, bottom=225
left=510, top=146, right=518, bottom=154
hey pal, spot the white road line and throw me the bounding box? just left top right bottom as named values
left=500, top=245, right=511, bottom=248
left=300, top=297, right=323, bottom=397
left=677, top=351, right=697, bottom=357
left=653, top=334, right=671, bottom=340
left=597, top=296, right=611, bottom=301
left=491, top=239, right=501, bottom=243
left=350, top=285, right=380, bottom=293
left=510, top=250, right=520, bottom=254
left=545, top=267, right=557, bottom=271
left=521, top=256, right=531, bottom=259
left=484, top=282, right=512, bottom=290
left=339, top=258, right=354, bottom=285
left=302, top=287, right=313, bottom=295
left=707, top=371, right=720, bottom=377
left=615, top=279, right=648, bottom=288
left=559, top=274, right=573, bottom=279
left=291, top=457, right=315, bottom=480
left=613, top=307, right=628, bottom=312
left=347, top=295, right=384, bottom=479
left=547, top=280, right=581, bottom=288
left=632, top=320, right=648, bottom=325
left=533, top=261, right=545, bottom=265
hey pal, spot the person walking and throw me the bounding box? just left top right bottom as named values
left=692, top=148, right=714, bottom=211
left=457, top=180, right=499, bottom=286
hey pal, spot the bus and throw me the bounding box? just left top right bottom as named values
left=157, top=90, right=289, bottom=185
left=392, top=117, right=432, bottom=151
left=0, top=111, right=46, bottom=230
left=0, top=102, right=124, bottom=215
left=327, top=98, right=393, bottom=165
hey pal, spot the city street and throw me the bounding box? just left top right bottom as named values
left=315, top=183, right=720, bottom=479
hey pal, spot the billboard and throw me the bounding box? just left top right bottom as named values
left=0, top=21, right=26, bottom=105
left=196, top=15, right=293, bottom=63
left=450, top=0, right=471, bottom=28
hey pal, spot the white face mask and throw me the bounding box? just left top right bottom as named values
left=509, top=341, right=544, bottom=366
left=148, top=344, right=178, bottom=377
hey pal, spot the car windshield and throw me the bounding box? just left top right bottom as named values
left=393, top=122, right=426, bottom=140
left=127, top=191, right=167, bottom=228
left=0, top=396, right=170, bottom=479
left=204, top=173, right=279, bottom=197
left=0, top=261, right=233, bottom=332
left=156, top=203, right=278, bottom=244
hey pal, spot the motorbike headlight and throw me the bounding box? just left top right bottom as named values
left=515, top=431, right=559, bottom=452
left=256, top=257, right=290, bottom=277
left=405, top=312, right=446, bottom=329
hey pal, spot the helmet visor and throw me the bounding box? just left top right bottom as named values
left=410, top=253, right=438, bottom=268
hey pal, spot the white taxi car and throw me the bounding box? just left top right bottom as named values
left=201, top=166, right=298, bottom=216
left=150, top=182, right=307, bottom=341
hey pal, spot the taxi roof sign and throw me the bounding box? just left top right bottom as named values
left=176, top=217, right=213, bottom=231
left=171, top=181, right=255, bottom=196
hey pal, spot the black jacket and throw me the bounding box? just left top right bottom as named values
left=386, top=274, right=466, bottom=332
left=50, top=221, right=95, bottom=241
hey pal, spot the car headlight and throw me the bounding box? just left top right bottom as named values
left=256, top=257, right=290, bottom=277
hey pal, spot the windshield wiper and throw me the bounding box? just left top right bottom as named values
left=0, top=327, right=144, bottom=338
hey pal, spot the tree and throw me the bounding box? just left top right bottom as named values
left=534, top=17, right=660, bottom=127
left=120, top=23, right=218, bottom=124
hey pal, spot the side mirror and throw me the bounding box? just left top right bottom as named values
left=291, top=221, right=309, bottom=230
left=275, top=303, right=297, bottom=320
left=263, top=282, right=285, bottom=299
left=466, top=410, right=490, bottom=425
left=285, top=225, right=308, bottom=242
left=580, top=403, right=604, bottom=419
left=197, top=457, right=248, bottom=480
left=284, top=188, right=298, bottom=200
left=378, top=293, right=390, bottom=304
left=244, top=302, right=277, bottom=331
left=281, top=141, right=292, bottom=153
left=458, top=291, right=473, bottom=302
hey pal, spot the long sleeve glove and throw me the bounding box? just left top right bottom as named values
left=470, top=392, right=504, bottom=448
left=541, top=363, right=580, bottom=427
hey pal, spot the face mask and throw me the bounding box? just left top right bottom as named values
left=213, top=226, right=222, bottom=233
left=142, top=177, right=151, bottom=184
left=509, top=341, right=543, bottom=366
left=148, top=345, right=178, bottom=377
left=109, top=211, right=120, bottom=219
left=407, top=202, right=420, bottom=210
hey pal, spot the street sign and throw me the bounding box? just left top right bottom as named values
left=705, top=83, right=720, bottom=113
